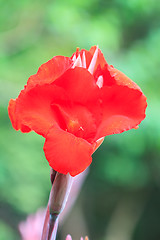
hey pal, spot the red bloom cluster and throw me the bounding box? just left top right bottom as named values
left=8, top=46, right=147, bottom=176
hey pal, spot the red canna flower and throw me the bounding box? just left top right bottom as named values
left=8, top=46, right=147, bottom=176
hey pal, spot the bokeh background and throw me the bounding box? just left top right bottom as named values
left=0, top=0, right=160, bottom=239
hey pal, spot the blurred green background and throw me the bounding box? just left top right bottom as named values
left=0, top=0, right=160, bottom=239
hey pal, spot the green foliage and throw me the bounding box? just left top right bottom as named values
left=0, top=221, right=19, bottom=240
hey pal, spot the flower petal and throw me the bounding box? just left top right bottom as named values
left=43, top=125, right=93, bottom=176
left=108, top=65, right=142, bottom=90
left=8, top=56, right=73, bottom=136
left=8, top=99, right=31, bottom=133
left=26, top=56, right=73, bottom=90
left=95, top=84, right=147, bottom=139
left=54, top=67, right=98, bottom=103
left=9, top=84, right=68, bottom=137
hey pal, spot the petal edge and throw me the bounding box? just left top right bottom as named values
left=43, top=126, right=93, bottom=176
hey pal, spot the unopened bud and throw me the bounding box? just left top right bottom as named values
left=49, top=173, right=73, bottom=216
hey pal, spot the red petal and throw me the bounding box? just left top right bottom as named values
left=43, top=125, right=93, bottom=176
left=108, top=65, right=142, bottom=90
left=26, top=56, right=73, bottom=90
left=8, top=99, right=31, bottom=133
left=54, top=67, right=98, bottom=103
left=8, top=56, right=72, bottom=136
left=9, top=84, right=68, bottom=137
left=95, top=84, right=147, bottom=139
left=8, top=99, right=19, bottom=130
left=90, top=65, right=147, bottom=140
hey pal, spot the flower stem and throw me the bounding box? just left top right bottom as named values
left=41, top=171, right=73, bottom=240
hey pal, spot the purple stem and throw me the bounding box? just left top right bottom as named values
left=41, top=171, right=73, bottom=240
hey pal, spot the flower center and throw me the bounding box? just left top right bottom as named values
left=67, top=119, right=84, bottom=138
left=51, top=103, right=85, bottom=138
left=67, top=119, right=79, bottom=132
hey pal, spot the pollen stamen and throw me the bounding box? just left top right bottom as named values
left=72, top=54, right=76, bottom=62
left=82, top=51, right=87, bottom=68
left=79, top=126, right=84, bottom=131
left=88, top=45, right=99, bottom=74
left=72, top=54, right=82, bottom=68
left=96, top=75, right=103, bottom=88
